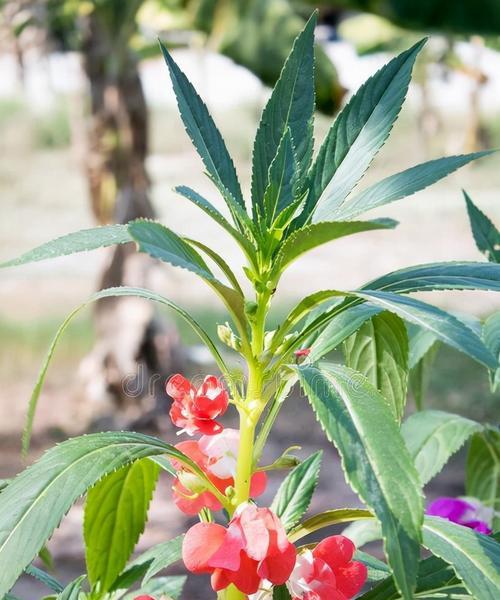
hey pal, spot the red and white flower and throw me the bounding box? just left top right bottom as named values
left=166, top=373, right=229, bottom=435
left=171, top=431, right=267, bottom=515
left=288, top=536, right=367, bottom=600
left=182, top=504, right=296, bottom=594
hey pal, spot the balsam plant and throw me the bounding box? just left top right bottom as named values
left=0, top=13, right=499, bottom=600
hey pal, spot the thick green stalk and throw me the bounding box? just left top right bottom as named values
left=225, top=290, right=269, bottom=600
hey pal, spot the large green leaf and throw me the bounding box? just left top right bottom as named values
left=402, top=410, right=482, bottom=485
left=353, top=290, right=496, bottom=369
left=365, top=261, right=500, bottom=294
left=270, top=219, right=396, bottom=281
left=0, top=225, right=131, bottom=269
left=251, top=13, right=316, bottom=215
left=466, top=428, right=500, bottom=532
left=422, top=516, right=500, bottom=599
left=407, top=324, right=440, bottom=409
left=261, top=129, right=299, bottom=225
left=84, top=458, right=159, bottom=593
left=344, top=312, right=409, bottom=421
left=464, top=191, right=500, bottom=263
left=24, top=565, right=63, bottom=594
left=290, top=289, right=496, bottom=369
left=22, top=286, right=232, bottom=453
left=271, top=451, right=322, bottom=531
left=358, top=554, right=467, bottom=600
left=333, top=152, right=492, bottom=221
left=160, top=43, right=245, bottom=217
left=483, top=312, right=500, bottom=392
left=142, top=536, right=184, bottom=585
left=128, top=220, right=248, bottom=338
left=0, top=432, right=188, bottom=597
left=128, top=219, right=212, bottom=279
left=296, top=363, right=423, bottom=599
left=309, top=303, right=381, bottom=360
left=308, top=40, right=425, bottom=224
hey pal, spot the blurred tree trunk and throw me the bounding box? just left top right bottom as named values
left=78, top=10, right=183, bottom=421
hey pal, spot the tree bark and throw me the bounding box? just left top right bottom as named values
left=78, top=12, right=183, bottom=423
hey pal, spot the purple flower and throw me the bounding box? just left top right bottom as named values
left=426, top=497, right=492, bottom=534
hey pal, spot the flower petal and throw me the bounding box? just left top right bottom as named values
left=183, top=522, right=226, bottom=574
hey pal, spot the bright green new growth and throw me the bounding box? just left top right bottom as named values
left=0, top=12, right=499, bottom=600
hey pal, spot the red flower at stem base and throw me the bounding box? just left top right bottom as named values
left=166, top=373, right=229, bottom=435
left=182, top=504, right=296, bottom=594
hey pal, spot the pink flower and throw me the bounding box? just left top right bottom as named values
left=134, top=597, right=155, bottom=600
left=427, top=497, right=492, bottom=534
left=166, top=373, right=229, bottom=435
left=294, top=348, right=311, bottom=358
left=171, top=432, right=267, bottom=515
left=287, top=536, right=367, bottom=600
left=182, top=504, right=297, bottom=594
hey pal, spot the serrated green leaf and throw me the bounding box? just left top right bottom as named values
left=333, top=152, right=492, bottom=221
left=271, top=451, right=322, bottom=531
left=128, top=220, right=248, bottom=339
left=24, top=565, right=63, bottom=594
left=402, top=410, right=482, bottom=485
left=466, top=428, right=500, bottom=532
left=354, top=550, right=391, bottom=581
left=483, top=312, right=500, bottom=392
left=22, top=286, right=232, bottom=454
left=344, top=312, right=409, bottom=421
left=422, top=516, right=500, bottom=600
left=309, top=303, right=382, bottom=361
left=110, top=536, right=183, bottom=592
left=252, top=13, right=316, bottom=216
left=407, top=324, right=439, bottom=369
left=56, top=576, right=86, bottom=600
left=160, top=43, right=245, bottom=219
left=290, top=289, right=496, bottom=370
left=0, top=432, right=191, bottom=596
left=358, top=554, right=466, bottom=600
left=308, top=40, right=425, bottom=224
left=289, top=508, right=374, bottom=542
left=84, top=458, right=160, bottom=593
left=296, top=363, right=423, bottom=599
left=365, top=261, right=500, bottom=294
left=408, top=342, right=439, bottom=411
left=354, top=291, right=496, bottom=369
left=261, top=129, right=300, bottom=226
left=143, top=536, right=183, bottom=584
left=128, top=219, right=212, bottom=279
left=0, top=225, right=132, bottom=269
left=464, top=191, right=500, bottom=263
left=270, top=219, right=396, bottom=281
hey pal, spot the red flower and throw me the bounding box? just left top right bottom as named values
left=171, top=433, right=267, bottom=515
left=294, top=348, right=311, bottom=358
left=182, top=504, right=296, bottom=594
left=166, top=373, right=229, bottom=435
left=287, top=536, right=367, bottom=600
